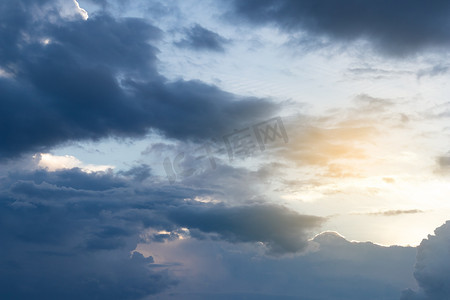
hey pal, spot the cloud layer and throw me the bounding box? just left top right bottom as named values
left=2, top=0, right=450, bottom=299
left=402, top=221, right=450, bottom=299
left=0, top=1, right=277, bottom=159
left=229, top=0, right=450, bottom=56
left=0, top=164, right=324, bottom=298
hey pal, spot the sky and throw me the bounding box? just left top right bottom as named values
left=2, top=0, right=450, bottom=299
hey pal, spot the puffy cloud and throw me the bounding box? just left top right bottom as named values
left=0, top=165, right=324, bottom=298
left=402, top=221, right=450, bottom=299
left=36, top=153, right=114, bottom=172
left=0, top=1, right=278, bottom=159
left=0, top=170, right=176, bottom=299
left=147, top=231, right=417, bottom=299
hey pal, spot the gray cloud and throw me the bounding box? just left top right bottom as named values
left=367, top=209, right=424, bottom=217
left=402, top=221, right=450, bottom=299
left=176, top=24, right=229, bottom=52
left=0, top=1, right=278, bottom=159
left=417, top=64, right=450, bottom=79
left=0, top=164, right=325, bottom=297
left=229, top=0, right=450, bottom=57
left=437, top=155, right=450, bottom=168
left=119, top=164, right=152, bottom=182
left=151, top=231, right=417, bottom=299
left=0, top=171, right=177, bottom=299
left=168, top=204, right=325, bottom=254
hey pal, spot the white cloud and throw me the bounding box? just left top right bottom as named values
left=40, top=38, right=51, bottom=45
left=55, top=0, right=89, bottom=21
left=73, top=0, right=89, bottom=20
left=34, top=153, right=113, bottom=173
left=0, top=68, right=13, bottom=78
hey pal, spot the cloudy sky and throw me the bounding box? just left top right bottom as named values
left=2, top=0, right=450, bottom=299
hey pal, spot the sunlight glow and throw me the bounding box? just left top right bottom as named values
left=35, top=153, right=114, bottom=173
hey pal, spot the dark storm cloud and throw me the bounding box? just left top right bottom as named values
left=0, top=165, right=324, bottom=298
left=176, top=24, right=229, bottom=52
left=8, top=167, right=127, bottom=191
left=0, top=171, right=176, bottom=299
left=229, top=0, right=450, bottom=56
left=0, top=1, right=277, bottom=159
left=127, top=79, right=277, bottom=142
left=168, top=204, right=324, bottom=254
